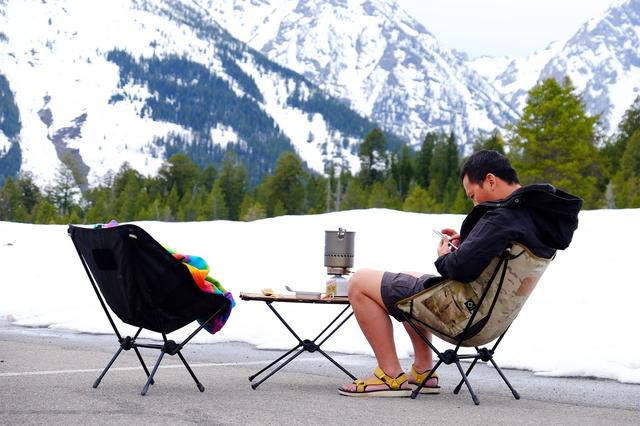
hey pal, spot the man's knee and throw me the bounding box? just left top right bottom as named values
left=348, top=269, right=383, bottom=298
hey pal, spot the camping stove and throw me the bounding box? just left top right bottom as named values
left=324, top=228, right=355, bottom=296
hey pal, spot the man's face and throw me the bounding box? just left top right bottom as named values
left=462, top=174, right=494, bottom=206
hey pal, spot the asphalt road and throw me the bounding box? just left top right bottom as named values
left=1, top=322, right=639, bottom=425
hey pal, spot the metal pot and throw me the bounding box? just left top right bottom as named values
left=324, top=228, right=355, bottom=268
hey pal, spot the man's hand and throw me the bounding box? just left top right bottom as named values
left=437, top=228, right=461, bottom=257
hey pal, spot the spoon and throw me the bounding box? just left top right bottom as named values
left=285, top=285, right=295, bottom=292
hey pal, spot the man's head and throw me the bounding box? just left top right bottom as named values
left=460, top=150, right=521, bottom=205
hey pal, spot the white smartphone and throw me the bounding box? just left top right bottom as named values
left=433, top=229, right=458, bottom=250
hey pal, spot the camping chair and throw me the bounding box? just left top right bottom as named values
left=68, top=224, right=230, bottom=395
left=396, top=242, right=553, bottom=405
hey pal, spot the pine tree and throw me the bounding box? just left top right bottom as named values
left=176, top=192, right=199, bottom=222
left=239, top=195, right=267, bottom=221
left=426, top=133, right=459, bottom=210
left=200, top=180, right=228, bottom=220
left=49, top=164, right=79, bottom=218
left=341, top=180, right=367, bottom=211
left=612, top=129, right=640, bottom=207
left=402, top=185, right=437, bottom=213
left=0, top=177, right=24, bottom=221
left=159, top=153, right=199, bottom=198
left=199, top=164, right=218, bottom=192
left=33, top=198, right=59, bottom=224
left=390, top=144, right=413, bottom=200
left=303, top=173, right=327, bottom=215
left=415, top=133, right=436, bottom=189
left=472, top=129, right=506, bottom=154
left=262, top=151, right=307, bottom=216
left=115, top=171, right=143, bottom=220
left=218, top=154, right=247, bottom=221
left=508, top=77, right=601, bottom=207
left=166, top=184, right=180, bottom=220
left=615, top=95, right=640, bottom=162
left=85, top=193, right=110, bottom=224
left=603, top=96, right=640, bottom=203
left=358, top=127, right=388, bottom=186
left=366, top=181, right=400, bottom=209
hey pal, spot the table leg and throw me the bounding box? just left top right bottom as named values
left=249, top=302, right=355, bottom=388
left=250, top=347, right=306, bottom=389
left=248, top=344, right=302, bottom=382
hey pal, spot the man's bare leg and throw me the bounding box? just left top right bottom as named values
left=340, top=268, right=405, bottom=391
left=399, top=271, right=434, bottom=374
left=404, top=323, right=433, bottom=372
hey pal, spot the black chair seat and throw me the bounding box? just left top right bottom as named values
left=68, top=224, right=230, bottom=395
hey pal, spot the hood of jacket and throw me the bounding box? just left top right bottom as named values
left=460, top=184, right=583, bottom=250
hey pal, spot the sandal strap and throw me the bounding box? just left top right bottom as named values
left=410, top=365, right=438, bottom=384
left=353, top=376, right=390, bottom=392
left=373, top=367, right=408, bottom=390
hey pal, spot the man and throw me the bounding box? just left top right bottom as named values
left=339, top=150, right=582, bottom=397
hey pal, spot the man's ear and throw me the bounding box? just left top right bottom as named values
left=485, top=173, right=496, bottom=189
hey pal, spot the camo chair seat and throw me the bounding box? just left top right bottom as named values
left=396, top=242, right=552, bottom=405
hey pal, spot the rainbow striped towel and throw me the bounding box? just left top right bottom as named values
left=165, top=247, right=235, bottom=335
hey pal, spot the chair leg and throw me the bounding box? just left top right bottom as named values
left=454, top=358, right=480, bottom=394
left=177, top=351, right=205, bottom=392
left=133, top=346, right=155, bottom=385
left=93, top=347, right=123, bottom=388
left=411, top=360, right=442, bottom=399
left=455, top=360, right=480, bottom=405
left=488, top=358, right=520, bottom=400
left=141, top=350, right=165, bottom=396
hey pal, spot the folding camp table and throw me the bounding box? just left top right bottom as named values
left=239, top=292, right=355, bottom=389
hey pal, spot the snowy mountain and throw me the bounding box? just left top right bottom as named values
left=3, top=0, right=637, bottom=191
left=0, top=0, right=384, bottom=188
left=205, top=0, right=520, bottom=147
left=470, top=0, right=640, bottom=133
left=469, top=42, right=564, bottom=114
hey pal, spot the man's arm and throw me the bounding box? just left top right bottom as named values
left=434, top=210, right=523, bottom=282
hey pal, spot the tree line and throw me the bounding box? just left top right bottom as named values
left=1, top=77, right=640, bottom=224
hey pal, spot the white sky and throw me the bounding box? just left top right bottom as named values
left=395, top=0, right=617, bottom=58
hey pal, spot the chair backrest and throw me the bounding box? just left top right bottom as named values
left=396, top=242, right=552, bottom=347
left=68, top=224, right=228, bottom=334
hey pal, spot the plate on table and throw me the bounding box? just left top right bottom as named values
left=285, top=286, right=322, bottom=298
left=294, top=291, right=322, bottom=298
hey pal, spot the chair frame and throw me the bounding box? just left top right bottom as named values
left=400, top=246, right=523, bottom=405
left=69, top=226, right=225, bottom=395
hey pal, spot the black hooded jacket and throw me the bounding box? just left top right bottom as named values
left=433, top=184, right=583, bottom=283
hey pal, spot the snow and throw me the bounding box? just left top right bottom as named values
left=0, top=130, right=11, bottom=153
left=469, top=41, right=565, bottom=114
left=206, top=0, right=518, bottom=144
left=209, top=124, right=240, bottom=148
left=1, top=208, right=639, bottom=384
left=0, top=0, right=211, bottom=187
left=0, top=0, right=377, bottom=188
left=468, top=55, right=515, bottom=83
left=239, top=59, right=361, bottom=174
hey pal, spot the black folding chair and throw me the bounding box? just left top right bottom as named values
left=68, top=224, right=230, bottom=395
left=396, top=242, right=553, bottom=405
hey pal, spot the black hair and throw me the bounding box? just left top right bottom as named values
left=460, top=150, right=520, bottom=185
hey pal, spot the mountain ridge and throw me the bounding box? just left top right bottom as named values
left=205, top=0, right=520, bottom=146
left=471, top=0, right=640, bottom=133
left=0, top=0, right=391, bottom=188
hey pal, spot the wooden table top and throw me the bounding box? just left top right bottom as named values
left=239, top=292, right=350, bottom=304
